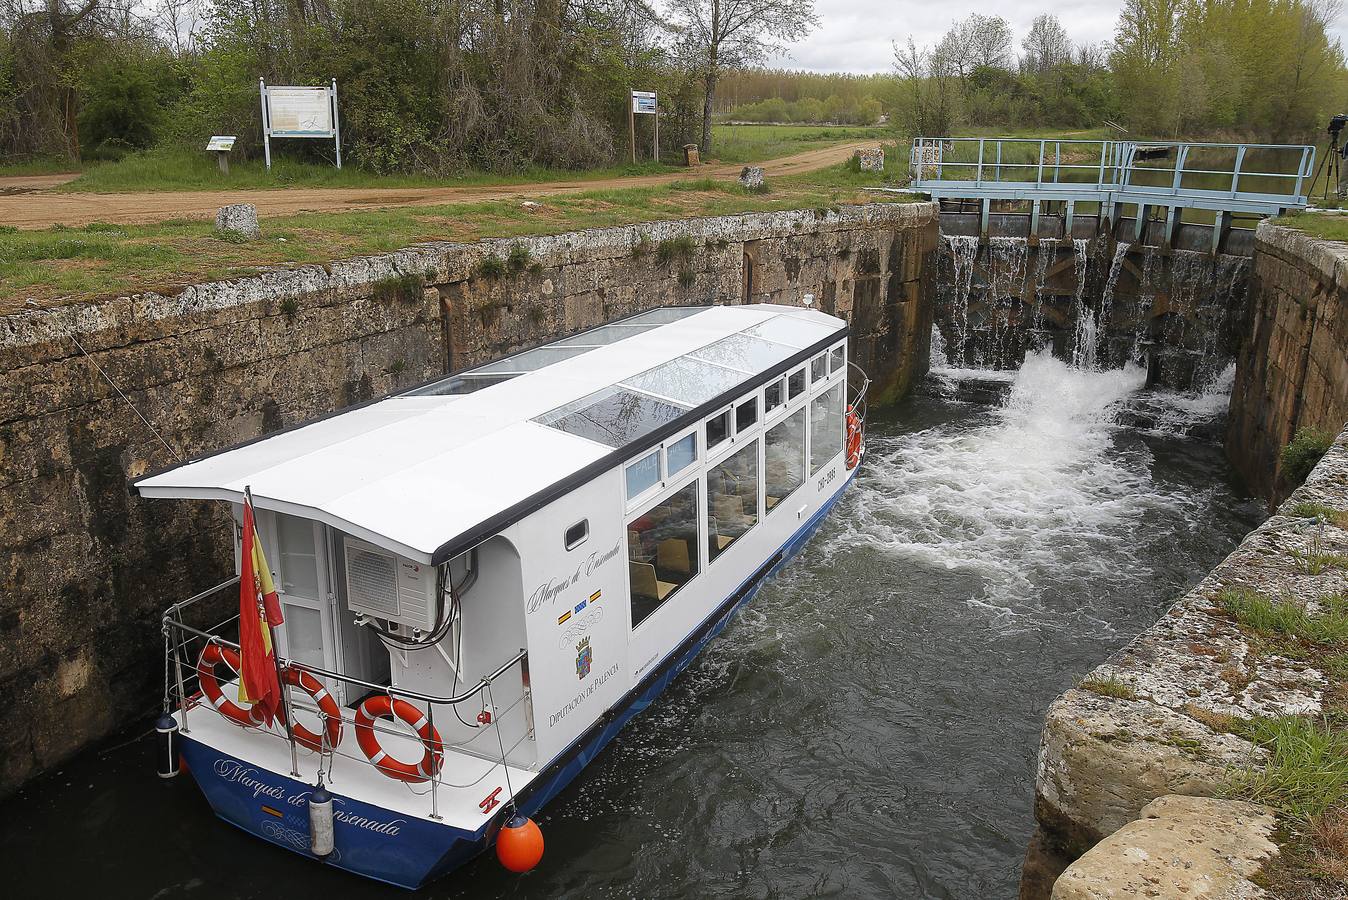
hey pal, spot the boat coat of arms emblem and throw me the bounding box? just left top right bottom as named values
left=576, top=636, right=593, bottom=680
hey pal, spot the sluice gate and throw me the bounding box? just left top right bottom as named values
left=905, top=138, right=1315, bottom=253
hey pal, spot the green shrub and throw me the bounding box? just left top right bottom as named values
left=1281, top=427, right=1334, bottom=485
left=506, top=243, right=532, bottom=274
left=1079, top=674, right=1137, bottom=699
left=476, top=254, right=506, bottom=280
left=655, top=235, right=696, bottom=266
left=372, top=273, right=425, bottom=304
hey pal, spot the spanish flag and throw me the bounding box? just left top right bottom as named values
left=238, top=492, right=284, bottom=725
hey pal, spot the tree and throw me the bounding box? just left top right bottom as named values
left=661, top=0, right=817, bottom=155
left=936, top=14, right=1013, bottom=79
left=892, top=36, right=957, bottom=136
left=1021, top=14, right=1071, bottom=74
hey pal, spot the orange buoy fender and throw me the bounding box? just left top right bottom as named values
left=196, top=643, right=264, bottom=727
left=496, top=815, right=544, bottom=873
left=353, top=695, right=444, bottom=783
left=282, top=667, right=344, bottom=753
left=845, top=405, right=863, bottom=470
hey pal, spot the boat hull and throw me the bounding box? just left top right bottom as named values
left=178, top=467, right=858, bottom=889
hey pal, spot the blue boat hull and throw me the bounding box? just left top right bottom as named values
left=179, top=469, right=857, bottom=889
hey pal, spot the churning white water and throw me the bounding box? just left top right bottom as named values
left=834, top=351, right=1199, bottom=623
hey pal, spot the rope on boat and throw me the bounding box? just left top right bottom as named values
left=487, top=681, right=519, bottom=818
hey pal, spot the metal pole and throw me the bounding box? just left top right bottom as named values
left=1231, top=145, right=1246, bottom=198
left=428, top=704, right=441, bottom=820
left=260, top=78, right=272, bottom=171
left=331, top=79, right=342, bottom=170
left=653, top=98, right=659, bottom=163
left=976, top=139, right=984, bottom=186
left=629, top=91, right=636, bottom=165
left=170, top=615, right=190, bottom=734
left=1037, top=140, right=1045, bottom=186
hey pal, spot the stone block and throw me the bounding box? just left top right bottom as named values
left=683, top=144, right=700, bottom=166
left=854, top=147, right=885, bottom=173
left=214, top=203, right=260, bottom=240
left=738, top=166, right=765, bottom=190
left=1051, top=795, right=1277, bottom=900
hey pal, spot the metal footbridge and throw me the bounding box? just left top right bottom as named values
left=907, top=138, right=1316, bottom=250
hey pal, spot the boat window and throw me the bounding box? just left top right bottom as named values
left=277, top=514, right=319, bottom=599
left=764, top=378, right=784, bottom=414
left=706, top=409, right=731, bottom=450
left=736, top=397, right=758, bottom=433
left=624, top=306, right=708, bottom=325
left=403, top=372, right=518, bottom=396
left=537, top=386, right=688, bottom=448
left=744, top=314, right=835, bottom=349
left=765, top=407, right=807, bottom=511
left=810, top=354, right=828, bottom=383
left=689, top=333, right=795, bottom=373
left=830, top=345, right=846, bottom=374
left=788, top=367, right=806, bottom=399
left=708, top=440, right=759, bottom=563
left=565, top=520, right=589, bottom=550
left=621, top=357, right=745, bottom=406
left=667, top=432, right=697, bottom=477
left=552, top=323, right=660, bottom=347
left=628, top=480, right=700, bottom=628
left=476, top=345, right=594, bottom=374
left=810, top=383, right=846, bottom=473
left=626, top=450, right=661, bottom=500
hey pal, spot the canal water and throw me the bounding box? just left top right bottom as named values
left=0, top=352, right=1262, bottom=899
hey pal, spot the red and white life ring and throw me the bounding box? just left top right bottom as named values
left=845, top=405, right=864, bottom=470
left=282, top=667, right=344, bottom=753
left=354, top=695, right=444, bottom=783
left=196, top=643, right=264, bottom=728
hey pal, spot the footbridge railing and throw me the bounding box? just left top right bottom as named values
left=907, top=138, right=1316, bottom=248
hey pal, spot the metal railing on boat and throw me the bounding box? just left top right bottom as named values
left=162, top=578, right=530, bottom=822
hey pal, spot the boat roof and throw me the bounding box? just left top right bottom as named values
left=136, top=304, right=847, bottom=564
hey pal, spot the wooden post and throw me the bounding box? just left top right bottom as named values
left=629, top=90, right=636, bottom=165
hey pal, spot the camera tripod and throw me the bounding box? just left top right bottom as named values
left=1310, top=133, right=1343, bottom=204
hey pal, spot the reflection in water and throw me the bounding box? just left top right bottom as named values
left=0, top=355, right=1260, bottom=899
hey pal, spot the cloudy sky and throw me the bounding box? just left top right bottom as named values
left=779, top=0, right=1346, bottom=73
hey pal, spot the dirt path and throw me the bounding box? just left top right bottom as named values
left=0, top=143, right=872, bottom=230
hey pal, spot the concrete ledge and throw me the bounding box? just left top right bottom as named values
left=1024, top=424, right=1348, bottom=895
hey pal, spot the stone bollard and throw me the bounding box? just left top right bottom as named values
left=738, top=166, right=765, bottom=190
left=683, top=144, right=701, bottom=167
left=215, top=203, right=260, bottom=240
left=854, top=147, right=885, bottom=173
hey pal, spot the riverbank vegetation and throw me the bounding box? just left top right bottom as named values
left=0, top=161, right=911, bottom=309
left=1215, top=586, right=1348, bottom=895
left=4, top=1, right=1343, bottom=185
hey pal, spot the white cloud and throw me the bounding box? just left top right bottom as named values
left=778, top=0, right=1345, bottom=73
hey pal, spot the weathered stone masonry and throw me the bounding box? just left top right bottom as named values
left=0, top=201, right=939, bottom=797
left=1228, top=221, right=1348, bottom=504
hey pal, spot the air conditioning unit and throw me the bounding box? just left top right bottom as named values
left=343, top=537, right=437, bottom=631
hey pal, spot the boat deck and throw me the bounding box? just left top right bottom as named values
left=177, top=684, right=537, bottom=833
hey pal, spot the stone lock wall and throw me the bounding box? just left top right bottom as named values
left=0, top=201, right=938, bottom=797
left=1228, top=221, right=1348, bottom=504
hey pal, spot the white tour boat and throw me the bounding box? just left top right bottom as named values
left=138, top=302, right=868, bottom=888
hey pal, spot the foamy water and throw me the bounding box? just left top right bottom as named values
left=832, top=351, right=1198, bottom=623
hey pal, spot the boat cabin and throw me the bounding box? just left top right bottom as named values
left=136, top=303, right=861, bottom=887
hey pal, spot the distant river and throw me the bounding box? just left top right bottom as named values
left=0, top=354, right=1261, bottom=899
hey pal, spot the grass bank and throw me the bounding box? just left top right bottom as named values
left=52, top=124, right=885, bottom=194
left=1216, top=582, right=1348, bottom=895
left=1, top=164, right=917, bottom=311
left=1276, top=210, right=1348, bottom=243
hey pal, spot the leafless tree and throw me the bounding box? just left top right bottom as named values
left=1020, top=14, right=1071, bottom=74
left=892, top=36, right=957, bottom=137
left=660, top=0, right=817, bottom=155
left=936, top=13, right=1014, bottom=78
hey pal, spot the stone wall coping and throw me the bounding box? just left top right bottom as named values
left=1256, top=219, right=1348, bottom=289
left=0, top=201, right=937, bottom=354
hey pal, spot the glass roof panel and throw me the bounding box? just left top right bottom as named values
left=404, top=373, right=518, bottom=396
left=623, top=306, right=708, bottom=325
left=620, top=357, right=747, bottom=406
left=475, top=345, right=593, bottom=374
left=743, top=315, right=833, bottom=349
left=551, top=323, right=661, bottom=347
left=535, top=387, right=689, bottom=447
left=688, top=333, right=795, bottom=373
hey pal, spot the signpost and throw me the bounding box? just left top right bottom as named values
left=629, top=90, right=658, bottom=164
left=259, top=79, right=342, bottom=170
left=205, top=135, right=237, bottom=174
